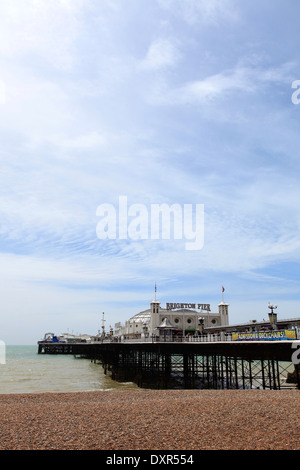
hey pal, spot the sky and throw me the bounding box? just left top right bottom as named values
left=1, top=0, right=300, bottom=344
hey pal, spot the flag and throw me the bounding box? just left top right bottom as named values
left=222, top=286, right=225, bottom=292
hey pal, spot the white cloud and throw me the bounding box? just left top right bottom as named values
left=0, top=0, right=85, bottom=69
left=139, top=38, right=181, bottom=71
left=152, top=62, right=295, bottom=106
left=0, top=66, right=73, bottom=141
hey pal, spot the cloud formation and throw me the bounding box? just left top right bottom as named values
left=1, top=0, right=300, bottom=343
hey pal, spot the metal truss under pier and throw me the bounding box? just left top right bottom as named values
left=38, top=340, right=300, bottom=390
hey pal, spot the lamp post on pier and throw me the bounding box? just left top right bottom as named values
left=101, top=312, right=106, bottom=338
left=268, top=303, right=278, bottom=330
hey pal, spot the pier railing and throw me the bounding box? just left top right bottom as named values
left=107, top=333, right=233, bottom=343
left=96, top=329, right=299, bottom=344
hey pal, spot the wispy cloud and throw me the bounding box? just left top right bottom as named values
left=147, top=61, right=296, bottom=106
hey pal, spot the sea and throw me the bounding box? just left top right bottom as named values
left=0, top=345, right=138, bottom=394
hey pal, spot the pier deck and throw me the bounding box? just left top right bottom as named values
left=38, top=339, right=300, bottom=390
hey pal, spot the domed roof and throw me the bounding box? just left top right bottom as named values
left=128, top=309, right=151, bottom=323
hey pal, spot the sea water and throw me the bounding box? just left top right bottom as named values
left=0, top=345, right=137, bottom=394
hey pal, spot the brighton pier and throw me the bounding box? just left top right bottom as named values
left=38, top=297, right=300, bottom=391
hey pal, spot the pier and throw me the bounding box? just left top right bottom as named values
left=38, top=338, right=300, bottom=390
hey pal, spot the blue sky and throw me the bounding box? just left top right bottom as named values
left=1, top=0, right=300, bottom=344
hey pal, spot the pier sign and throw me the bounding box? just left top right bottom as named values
left=166, top=303, right=211, bottom=311
left=232, top=330, right=296, bottom=341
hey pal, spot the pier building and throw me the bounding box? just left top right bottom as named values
left=114, top=294, right=229, bottom=340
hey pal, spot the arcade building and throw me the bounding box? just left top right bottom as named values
left=114, top=294, right=229, bottom=340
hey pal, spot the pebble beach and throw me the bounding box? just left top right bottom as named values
left=0, top=389, right=299, bottom=450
